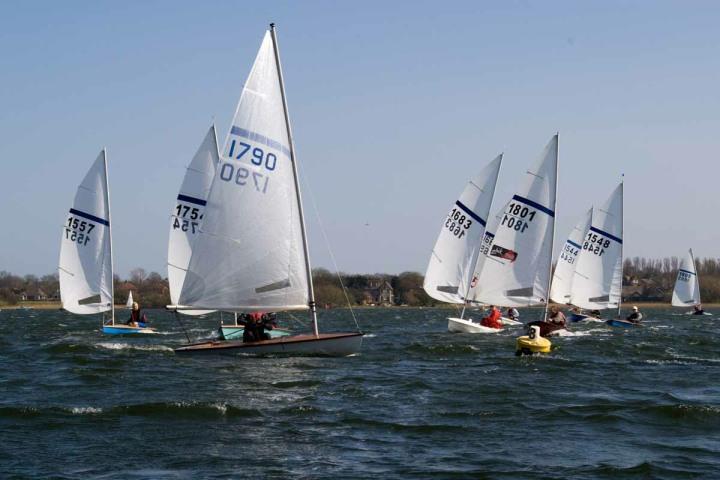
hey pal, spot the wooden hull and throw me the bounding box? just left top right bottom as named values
left=175, top=332, right=363, bottom=357
left=219, top=326, right=292, bottom=340
left=447, top=317, right=503, bottom=333
left=103, top=325, right=157, bottom=335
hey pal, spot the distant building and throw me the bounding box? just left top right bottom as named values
left=363, top=278, right=395, bottom=306
left=21, top=287, right=48, bottom=301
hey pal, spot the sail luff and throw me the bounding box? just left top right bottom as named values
left=269, top=23, right=319, bottom=337
left=103, top=149, right=114, bottom=325
left=543, top=135, right=559, bottom=322
left=617, top=180, right=624, bottom=317
left=549, top=207, right=592, bottom=305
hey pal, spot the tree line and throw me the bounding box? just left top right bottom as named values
left=2, top=256, right=719, bottom=307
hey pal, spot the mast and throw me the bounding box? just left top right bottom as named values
left=617, top=177, right=624, bottom=318
left=690, top=248, right=698, bottom=305
left=103, top=148, right=115, bottom=326
left=543, top=134, right=559, bottom=322
left=269, top=23, right=319, bottom=337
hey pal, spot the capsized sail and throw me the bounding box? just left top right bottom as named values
left=570, top=182, right=624, bottom=310
left=167, top=125, right=220, bottom=315
left=178, top=31, right=309, bottom=312
left=672, top=249, right=701, bottom=306
left=549, top=207, right=592, bottom=304
left=59, top=150, right=113, bottom=315
left=467, top=135, right=558, bottom=307
left=423, top=155, right=502, bottom=304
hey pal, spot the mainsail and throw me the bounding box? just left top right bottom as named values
left=179, top=31, right=309, bottom=312
left=549, top=207, right=592, bottom=304
left=167, top=125, right=220, bottom=314
left=59, top=150, right=114, bottom=315
left=423, top=155, right=502, bottom=304
left=672, top=249, right=701, bottom=306
left=467, top=135, right=558, bottom=307
left=570, top=182, right=624, bottom=310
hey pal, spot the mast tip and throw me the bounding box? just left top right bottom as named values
left=270, top=22, right=275, bottom=28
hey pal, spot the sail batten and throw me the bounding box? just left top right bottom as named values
left=423, top=154, right=503, bottom=304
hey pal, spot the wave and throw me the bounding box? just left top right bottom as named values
left=404, top=343, right=479, bottom=355
left=95, top=342, right=174, bottom=352
left=0, top=402, right=262, bottom=420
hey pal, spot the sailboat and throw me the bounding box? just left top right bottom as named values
left=422, top=155, right=502, bottom=333
left=59, top=150, right=155, bottom=334
left=125, top=291, right=134, bottom=308
left=174, top=24, right=362, bottom=356
left=566, top=182, right=630, bottom=327
left=672, top=249, right=709, bottom=315
left=464, top=134, right=559, bottom=333
left=165, top=125, right=292, bottom=339
left=549, top=207, right=597, bottom=322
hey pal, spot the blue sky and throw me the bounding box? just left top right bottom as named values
left=1, top=1, right=719, bottom=277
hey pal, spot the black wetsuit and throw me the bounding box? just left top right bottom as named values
left=626, top=312, right=643, bottom=323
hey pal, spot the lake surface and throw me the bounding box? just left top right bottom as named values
left=1, top=307, right=719, bottom=479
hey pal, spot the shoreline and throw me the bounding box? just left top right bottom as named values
left=1, top=301, right=716, bottom=311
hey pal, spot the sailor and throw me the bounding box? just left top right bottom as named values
left=590, top=310, right=602, bottom=319
left=548, top=305, right=566, bottom=326
left=506, top=307, right=520, bottom=321
left=626, top=306, right=643, bottom=323
left=243, top=314, right=260, bottom=343
left=126, top=302, right=148, bottom=327
left=480, top=305, right=503, bottom=329
left=693, top=304, right=705, bottom=315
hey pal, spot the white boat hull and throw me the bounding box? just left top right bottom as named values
left=175, top=332, right=363, bottom=357
left=501, top=316, right=522, bottom=325
left=447, top=317, right=503, bottom=333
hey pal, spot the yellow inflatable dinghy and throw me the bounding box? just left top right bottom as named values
left=515, top=326, right=551, bottom=355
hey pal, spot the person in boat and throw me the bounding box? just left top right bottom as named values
left=506, top=307, right=520, bottom=321
left=480, top=305, right=503, bottom=329
left=242, top=312, right=276, bottom=343
left=693, top=304, right=705, bottom=315
left=126, top=302, right=148, bottom=327
left=548, top=305, right=567, bottom=326
left=626, top=306, right=643, bottom=323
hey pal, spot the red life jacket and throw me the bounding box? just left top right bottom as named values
left=481, top=308, right=503, bottom=329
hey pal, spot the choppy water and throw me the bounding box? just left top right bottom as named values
left=1, top=307, right=719, bottom=479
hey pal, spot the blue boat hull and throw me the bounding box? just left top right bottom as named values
left=102, top=325, right=157, bottom=335
left=220, top=326, right=292, bottom=340
left=569, top=313, right=589, bottom=323
left=606, top=319, right=640, bottom=328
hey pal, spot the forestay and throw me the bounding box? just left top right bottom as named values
left=167, top=125, right=220, bottom=314
left=570, top=183, right=623, bottom=310
left=549, top=207, right=592, bottom=304
left=179, top=32, right=309, bottom=312
left=467, top=135, right=558, bottom=307
left=423, top=155, right=502, bottom=303
left=672, top=249, right=701, bottom=306
left=58, top=150, right=113, bottom=315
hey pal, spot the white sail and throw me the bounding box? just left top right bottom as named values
left=179, top=31, right=309, bottom=312
left=467, top=135, right=558, bottom=307
left=167, top=125, right=220, bottom=314
left=549, top=207, right=592, bottom=304
left=672, top=249, right=701, bottom=307
left=570, top=182, right=623, bottom=310
left=59, top=150, right=113, bottom=315
left=423, top=155, right=502, bottom=303
left=126, top=291, right=134, bottom=308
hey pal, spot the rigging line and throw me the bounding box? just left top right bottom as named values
left=296, top=164, right=361, bottom=332
left=173, top=311, right=191, bottom=343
